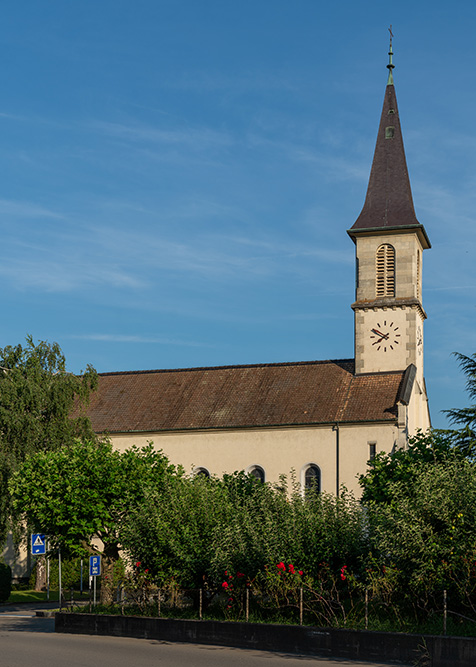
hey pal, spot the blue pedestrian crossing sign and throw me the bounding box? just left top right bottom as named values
left=31, top=534, right=46, bottom=555
left=89, top=555, right=101, bottom=577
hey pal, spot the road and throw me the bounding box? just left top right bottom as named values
left=0, top=603, right=410, bottom=667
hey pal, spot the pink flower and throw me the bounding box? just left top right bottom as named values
left=222, top=581, right=229, bottom=589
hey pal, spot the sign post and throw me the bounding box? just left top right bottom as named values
left=89, top=555, right=101, bottom=607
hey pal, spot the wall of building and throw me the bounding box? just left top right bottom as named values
left=110, top=420, right=400, bottom=497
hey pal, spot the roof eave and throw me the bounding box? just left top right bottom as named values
left=347, top=223, right=431, bottom=249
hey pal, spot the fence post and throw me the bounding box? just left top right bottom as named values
left=199, top=588, right=203, bottom=620
left=365, top=587, right=368, bottom=630
left=443, top=589, right=447, bottom=635
left=299, top=587, right=303, bottom=626
left=246, top=588, right=249, bottom=622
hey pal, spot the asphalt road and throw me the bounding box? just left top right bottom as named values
left=0, top=603, right=411, bottom=667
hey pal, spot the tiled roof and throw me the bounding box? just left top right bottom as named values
left=83, top=360, right=404, bottom=433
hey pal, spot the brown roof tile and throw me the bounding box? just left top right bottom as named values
left=84, top=360, right=403, bottom=433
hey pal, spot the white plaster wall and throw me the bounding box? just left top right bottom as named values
left=110, top=421, right=399, bottom=498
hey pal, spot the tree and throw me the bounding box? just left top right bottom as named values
left=358, top=429, right=464, bottom=505
left=0, top=336, right=98, bottom=542
left=443, top=352, right=476, bottom=436
left=9, top=440, right=176, bottom=602
left=365, top=459, right=476, bottom=616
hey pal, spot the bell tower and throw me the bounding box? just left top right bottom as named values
left=347, top=37, right=430, bottom=390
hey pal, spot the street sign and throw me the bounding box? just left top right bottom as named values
left=31, top=534, right=46, bottom=555
left=89, top=555, right=101, bottom=577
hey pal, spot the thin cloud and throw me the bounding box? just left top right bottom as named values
left=70, top=333, right=211, bottom=347
left=0, top=199, right=65, bottom=219
left=91, top=120, right=234, bottom=151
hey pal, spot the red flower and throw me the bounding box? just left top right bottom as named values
left=136, top=561, right=141, bottom=567
left=340, top=566, right=347, bottom=581
left=237, top=572, right=245, bottom=578
left=298, top=570, right=303, bottom=576
left=288, top=564, right=295, bottom=573
left=277, top=562, right=285, bottom=570
left=222, top=581, right=229, bottom=589
left=145, top=569, right=149, bottom=573
left=225, top=571, right=228, bottom=575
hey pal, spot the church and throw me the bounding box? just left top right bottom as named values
left=85, top=45, right=431, bottom=497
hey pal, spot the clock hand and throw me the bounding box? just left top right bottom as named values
left=371, top=328, right=389, bottom=340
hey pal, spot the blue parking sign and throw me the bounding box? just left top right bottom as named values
left=89, top=555, right=101, bottom=577
left=31, top=534, right=46, bottom=555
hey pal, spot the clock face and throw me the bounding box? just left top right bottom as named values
left=416, top=325, right=423, bottom=355
left=369, top=320, right=401, bottom=352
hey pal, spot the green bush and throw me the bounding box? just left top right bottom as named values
left=0, top=562, right=12, bottom=602
left=29, top=556, right=89, bottom=591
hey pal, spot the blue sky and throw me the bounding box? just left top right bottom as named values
left=1, top=1, right=475, bottom=429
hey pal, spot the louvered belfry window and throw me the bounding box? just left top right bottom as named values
left=376, top=244, right=395, bottom=297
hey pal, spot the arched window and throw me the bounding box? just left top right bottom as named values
left=248, top=465, right=265, bottom=483
left=194, top=467, right=210, bottom=479
left=376, top=244, right=395, bottom=297
left=303, top=464, right=320, bottom=496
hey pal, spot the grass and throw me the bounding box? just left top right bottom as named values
left=6, top=589, right=89, bottom=604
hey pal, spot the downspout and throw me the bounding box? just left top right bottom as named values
left=333, top=422, right=340, bottom=497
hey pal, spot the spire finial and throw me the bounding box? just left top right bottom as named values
left=387, top=25, right=395, bottom=85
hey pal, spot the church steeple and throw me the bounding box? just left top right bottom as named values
left=348, top=38, right=430, bottom=249
left=349, top=37, right=430, bottom=380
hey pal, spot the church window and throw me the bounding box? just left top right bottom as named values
left=304, top=464, right=320, bottom=496
left=194, top=467, right=210, bottom=478
left=368, top=442, right=376, bottom=460
left=385, top=126, right=395, bottom=139
left=376, top=244, right=395, bottom=297
left=248, top=465, right=265, bottom=483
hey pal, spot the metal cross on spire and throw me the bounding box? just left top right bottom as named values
left=387, top=25, right=395, bottom=85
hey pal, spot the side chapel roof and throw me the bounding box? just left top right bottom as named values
left=84, top=360, right=407, bottom=434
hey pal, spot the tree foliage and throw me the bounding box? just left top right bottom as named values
left=0, top=336, right=98, bottom=542
left=9, top=440, right=176, bottom=601
left=365, top=459, right=476, bottom=614
left=443, top=352, right=476, bottom=436
left=358, top=429, right=467, bottom=505
left=120, top=471, right=364, bottom=588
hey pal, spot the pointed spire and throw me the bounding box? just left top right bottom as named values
left=348, top=34, right=430, bottom=248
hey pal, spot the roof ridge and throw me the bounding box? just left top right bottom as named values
left=97, top=358, right=356, bottom=377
